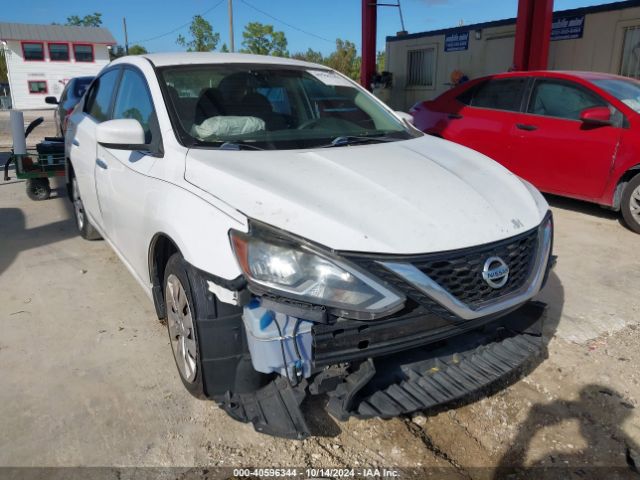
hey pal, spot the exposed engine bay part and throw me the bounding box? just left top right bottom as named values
left=242, top=299, right=314, bottom=381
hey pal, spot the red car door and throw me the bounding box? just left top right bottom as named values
left=441, top=77, right=528, bottom=168
left=508, top=78, right=622, bottom=200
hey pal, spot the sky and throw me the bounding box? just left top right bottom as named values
left=8, top=0, right=625, bottom=55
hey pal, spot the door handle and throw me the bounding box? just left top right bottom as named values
left=96, top=159, right=108, bottom=170
left=448, top=113, right=463, bottom=119
left=72, top=138, right=80, bottom=146
left=516, top=123, right=538, bottom=131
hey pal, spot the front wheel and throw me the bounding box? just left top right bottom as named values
left=164, top=253, right=206, bottom=398
left=71, top=176, right=101, bottom=240
left=25, top=178, right=51, bottom=201
left=621, top=174, right=640, bottom=234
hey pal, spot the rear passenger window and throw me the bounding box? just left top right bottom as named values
left=459, top=78, right=526, bottom=112
left=85, top=69, right=120, bottom=122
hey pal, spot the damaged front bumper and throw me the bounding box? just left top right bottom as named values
left=218, top=300, right=547, bottom=439
left=187, top=218, right=554, bottom=439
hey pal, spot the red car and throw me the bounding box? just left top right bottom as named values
left=411, top=71, right=640, bottom=233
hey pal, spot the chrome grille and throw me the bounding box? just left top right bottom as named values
left=412, top=230, right=538, bottom=308
left=347, top=227, right=540, bottom=319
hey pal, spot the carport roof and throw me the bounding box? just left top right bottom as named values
left=0, top=22, right=116, bottom=44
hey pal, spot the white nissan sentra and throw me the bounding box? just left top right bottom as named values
left=66, top=52, right=554, bottom=438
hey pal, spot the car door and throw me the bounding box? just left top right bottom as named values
left=68, top=68, right=121, bottom=229
left=509, top=78, right=623, bottom=199
left=94, top=66, right=162, bottom=277
left=443, top=77, right=528, bottom=167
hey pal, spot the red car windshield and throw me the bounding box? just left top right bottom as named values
left=592, top=78, right=640, bottom=113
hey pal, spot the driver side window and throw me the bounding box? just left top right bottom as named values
left=112, top=69, right=157, bottom=144
left=527, top=80, right=606, bottom=120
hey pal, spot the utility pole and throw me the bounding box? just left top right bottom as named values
left=123, top=17, right=129, bottom=55
left=228, top=0, right=235, bottom=52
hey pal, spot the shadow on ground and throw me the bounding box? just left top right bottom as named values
left=493, top=383, right=639, bottom=479
left=0, top=181, right=75, bottom=276
left=542, top=193, right=637, bottom=233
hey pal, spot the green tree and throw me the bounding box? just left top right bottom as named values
left=66, top=13, right=102, bottom=27
left=291, top=48, right=324, bottom=65
left=325, top=39, right=361, bottom=81
left=128, top=44, right=148, bottom=55
left=377, top=51, right=385, bottom=72
left=220, top=43, right=230, bottom=53
left=241, top=22, right=288, bottom=57
left=176, top=15, right=220, bottom=52
left=110, top=44, right=149, bottom=60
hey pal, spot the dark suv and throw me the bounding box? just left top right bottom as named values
left=45, top=76, right=94, bottom=136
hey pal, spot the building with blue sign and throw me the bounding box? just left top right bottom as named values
left=384, top=0, right=640, bottom=110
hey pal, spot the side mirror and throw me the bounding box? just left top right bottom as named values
left=96, top=119, right=148, bottom=150
left=395, top=110, right=415, bottom=126
left=45, top=96, right=58, bottom=105
left=580, top=106, right=611, bottom=126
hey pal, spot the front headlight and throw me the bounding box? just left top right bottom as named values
left=230, top=223, right=405, bottom=320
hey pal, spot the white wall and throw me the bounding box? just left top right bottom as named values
left=5, top=40, right=111, bottom=110
left=385, top=5, right=640, bottom=110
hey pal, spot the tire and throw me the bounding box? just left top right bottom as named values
left=25, top=178, right=51, bottom=201
left=621, top=173, right=640, bottom=234
left=164, top=253, right=206, bottom=398
left=71, top=175, right=102, bottom=240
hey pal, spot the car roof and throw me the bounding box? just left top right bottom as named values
left=132, top=51, right=330, bottom=70
left=486, top=70, right=631, bottom=82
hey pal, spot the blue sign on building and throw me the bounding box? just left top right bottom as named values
left=444, top=31, right=469, bottom=52
left=551, top=15, right=585, bottom=41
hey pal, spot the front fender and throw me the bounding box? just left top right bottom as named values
left=144, top=182, right=248, bottom=283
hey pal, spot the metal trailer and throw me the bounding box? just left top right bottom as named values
left=3, top=117, right=65, bottom=201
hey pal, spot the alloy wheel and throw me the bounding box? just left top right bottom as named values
left=72, top=177, right=84, bottom=230
left=630, top=185, right=640, bottom=224
left=165, top=274, right=197, bottom=382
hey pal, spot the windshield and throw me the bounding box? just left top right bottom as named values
left=592, top=77, right=640, bottom=113
left=159, top=64, right=418, bottom=150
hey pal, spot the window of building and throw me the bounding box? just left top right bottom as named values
left=22, top=42, right=44, bottom=61
left=406, top=48, right=435, bottom=87
left=85, top=69, right=121, bottom=122
left=620, top=26, right=640, bottom=79
left=28, top=80, right=48, bottom=94
left=73, top=44, right=94, bottom=62
left=460, top=78, right=527, bottom=112
left=112, top=69, right=156, bottom=144
left=48, top=43, right=70, bottom=61
left=527, top=80, right=607, bottom=120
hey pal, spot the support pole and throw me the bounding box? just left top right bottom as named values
left=228, top=0, right=235, bottom=52
left=361, top=0, right=377, bottom=89
left=123, top=17, right=129, bottom=55
left=528, top=0, right=553, bottom=70
left=513, top=0, right=553, bottom=71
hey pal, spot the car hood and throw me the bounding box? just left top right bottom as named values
left=185, top=136, right=547, bottom=254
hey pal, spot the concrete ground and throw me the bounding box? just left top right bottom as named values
left=1, top=111, right=639, bottom=478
